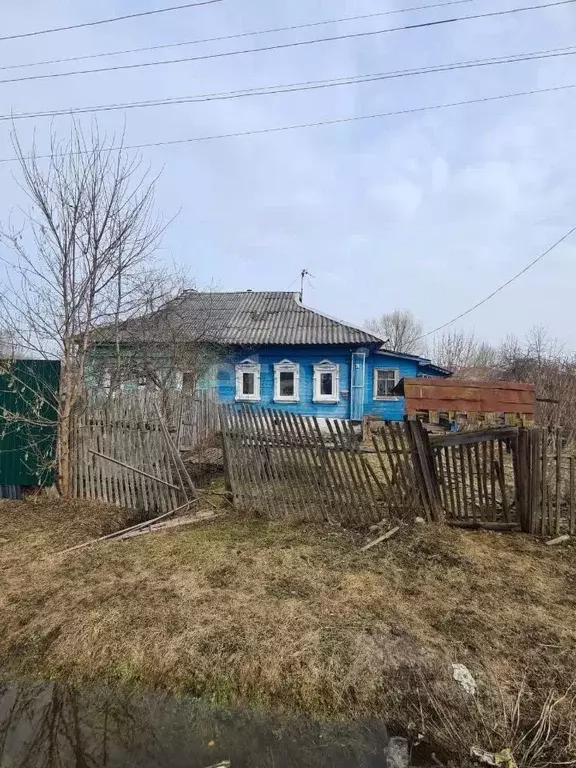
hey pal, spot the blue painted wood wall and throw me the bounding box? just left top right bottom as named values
left=216, top=345, right=424, bottom=421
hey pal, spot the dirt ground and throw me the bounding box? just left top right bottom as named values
left=1, top=496, right=575, bottom=765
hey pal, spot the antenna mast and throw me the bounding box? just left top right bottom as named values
left=299, top=269, right=313, bottom=303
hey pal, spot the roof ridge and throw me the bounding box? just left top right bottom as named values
left=181, top=290, right=298, bottom=296
left=295, top=295, right=385, bottom=344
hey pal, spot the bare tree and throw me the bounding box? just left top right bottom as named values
left=431, top=329, right=496, bottom=376
left=497, top=327, right=576, bottom=441
left=0, top=123, right=170, bottom=496
left=365, top=309, right=426, bottom=355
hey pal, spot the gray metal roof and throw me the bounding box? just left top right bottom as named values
left=95, top=291, right=384, bottom=347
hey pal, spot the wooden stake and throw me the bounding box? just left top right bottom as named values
left=360, top=525, right=400, bottom=551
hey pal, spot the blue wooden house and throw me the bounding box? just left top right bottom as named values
left=89, top=291, right=450, bottom=421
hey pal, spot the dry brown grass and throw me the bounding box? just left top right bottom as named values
left=1, top=497, right=576, bottom=764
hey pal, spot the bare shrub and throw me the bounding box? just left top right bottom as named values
left=415, top=672, right=576, bottom=767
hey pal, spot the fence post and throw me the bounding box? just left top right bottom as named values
left=218, top=404, right=236, bottom=504
left=515, top=428, right=533, bottom=533
left=406, top=419, right=443, bottom=522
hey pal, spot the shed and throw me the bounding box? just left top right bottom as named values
left=0, top=359, right=60, bottom=492
left=395, top=377, right=535, bottom=428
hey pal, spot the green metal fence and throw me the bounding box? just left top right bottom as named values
left=0, top=359, right=60, bottom=488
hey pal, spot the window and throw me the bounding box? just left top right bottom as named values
left=274, top=360, right=300, bottom=402
left=243, top=372, right=255, bottom=395
left=313, top=361, right=339, bottom=403
left=182, top=372, right=196, bottom=391
left=235, top=360, right=260, bottom=401
left=374, top=368, right=399, bottom=399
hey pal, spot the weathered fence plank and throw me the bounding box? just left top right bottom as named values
left=71, top=393, right=194, bottom=515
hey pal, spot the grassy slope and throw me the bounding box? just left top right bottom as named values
left=1, top=497, right=575, bottom=762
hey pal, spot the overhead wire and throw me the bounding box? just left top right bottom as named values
left=1, top=81, right=575, bottom=164
left=2, top=44, right=575, bottom=123
left=0, top=0, right=573, bottom=87
left=417, top=226, right=576, bottom=339
left=0, top=0, right=477, bottom=72
left=0, top=1, right=223, bottom=43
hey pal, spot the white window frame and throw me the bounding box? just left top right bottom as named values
left=235, top=359, right=261, bottom=402
left=373, top=368, right=400, bottom=400
left=273, top=360, right=300, bottom=403
left=313, top=360, right=340, bottom=403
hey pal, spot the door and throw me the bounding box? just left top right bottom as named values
left=350, top=352, right=366, bottom=420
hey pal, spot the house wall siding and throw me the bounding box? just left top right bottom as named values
left=86, top=342, right=441, bottom=422
left=217, top=346, right=423, bottom=421
left=364, top=355, right=420, bottom=421
left=218, top=346, right=352, bottom=419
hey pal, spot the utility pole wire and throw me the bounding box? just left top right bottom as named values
left=0, top=0, right=573, bottom=87
left=2, top=44, right=575, bottom=123
left=0, top=1, right=223, bottom=43
left=417, top=225, right=576, bottom=340
left=1, top=81, right=574, bottom=164
left=0, top=0, right=476, bottom=72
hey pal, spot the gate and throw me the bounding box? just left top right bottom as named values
left=429, top=427, right=519, bottom=528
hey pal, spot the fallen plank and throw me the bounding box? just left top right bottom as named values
left=54, top=499, right=201, bottom=556
left=118, top=511, right=224, bottom=540
left=545, top=534, right=570, bottom=546
left=361, top=526, right=400, bottom=552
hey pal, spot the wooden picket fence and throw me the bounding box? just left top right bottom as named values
left=220, top=406, right=576, bottom=537
left=517, top=427, right=576, bottom=537
left=219, top=405, right=445, bottom=524
left=70, top=388, right=576, bottom=538
left=428, top=426, right=576, bottom=536
left=71, top=393, right=198, bottom=515
left=429, top=427, right=519, bottom=529
left=177, top=389, right=220, bottom=450
left=220, top=404, right=379, bottom=523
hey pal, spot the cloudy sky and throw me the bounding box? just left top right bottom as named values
left=1, top=0, right=575, bottom=349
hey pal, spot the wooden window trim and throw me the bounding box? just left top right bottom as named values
left=273, top=360, right=300, bottom=403
left=313, top=361, right=340, bottom=403
left=373, top=367, right=400, bottom=401
left=235, top=360, right=261, bottom=402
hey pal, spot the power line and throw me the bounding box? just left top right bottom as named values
left=1, top=81, right=574, bottom=164
left=3, top=44, right=575, bottom=123
left=0, top=0, right=476, bottom=72
left=0, top=0, right=573, bottom=87
left=418, top=226, right=576, bottom=339
left=0, top=1, right=223, bottom=43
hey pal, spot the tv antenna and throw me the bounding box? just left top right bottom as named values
left=299, top=269, right=314, bottom=303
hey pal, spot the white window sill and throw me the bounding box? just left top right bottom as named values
left=313, top=398, right=340, bottom=404
left=235, top=396, right=260, bottom=402
left=374, top=396, right=400, bottom=402
left=273, top=397, right=299, bottom=403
